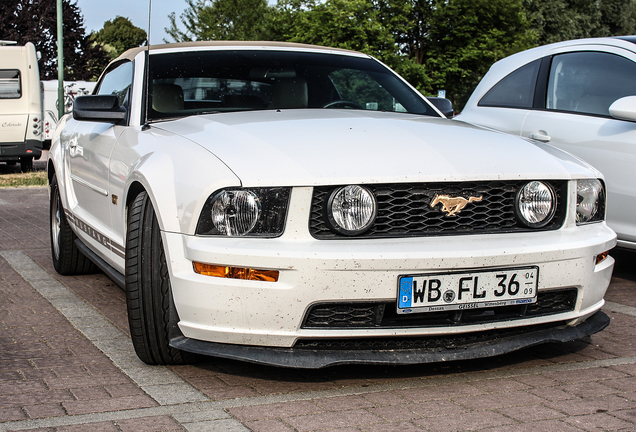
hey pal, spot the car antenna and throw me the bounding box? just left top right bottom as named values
left=141, top=0, right=152, bottom=131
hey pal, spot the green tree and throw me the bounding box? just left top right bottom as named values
left=0, top=0, right=109, bottom=80
left=166, top=0, right=272, bottom=41
left=524, top=0, right=636, bottom=45
left=269, top=0, right=429, bottom=88
left=271, top=0, right=395, bottom=58
left=91, top=16, right=147, bottom=59
left=420, top=0, right=536, bottom=107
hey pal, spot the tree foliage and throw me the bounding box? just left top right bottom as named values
left=166, top=0, right=271, bottom=41
left=0, top=0, right=109, bottom=80
left=91, top=16, right=147, bottom=59
left=268, top=0, right=535, bottom=107
left=524, top=0, right=636, bottom=45
left=166, top=0, right=636, bottom=109
left=419, top=0, right=536, bottom=107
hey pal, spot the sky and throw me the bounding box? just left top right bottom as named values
left=74, top=0, right=189, bottom=44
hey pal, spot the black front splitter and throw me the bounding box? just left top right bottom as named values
left=170, top=311, right=610, bottom=369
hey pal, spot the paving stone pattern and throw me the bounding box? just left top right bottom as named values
left=1, top=187, right=636, bottom=431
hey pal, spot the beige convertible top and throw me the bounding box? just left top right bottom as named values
left=117, top=41, right=362, bottom=61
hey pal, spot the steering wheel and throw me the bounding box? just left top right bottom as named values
left=323, top=100, right=364, bottom=109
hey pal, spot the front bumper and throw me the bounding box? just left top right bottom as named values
left=162, top=216, right=616, bottom=351
left=170, top=311, right=610, bottom=368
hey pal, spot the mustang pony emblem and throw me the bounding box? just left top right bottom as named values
left=430, top=194, right=483, bottom=216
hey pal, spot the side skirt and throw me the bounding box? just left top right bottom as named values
left=74, top=239, right=125, bottom=289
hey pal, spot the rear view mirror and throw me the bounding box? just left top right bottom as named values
left=73, top=95, right=127, bottom=123
left=427, top=97, right=454, bottom=118
left=609, top=96, right=636, bottom=122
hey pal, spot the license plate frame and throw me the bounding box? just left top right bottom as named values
left=397, top=266, right=539, bottom=314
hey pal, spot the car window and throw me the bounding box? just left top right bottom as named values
left=478, top=59, right=540, bottom=108
left=147, top=50, right=436, bottom=119
left=546, top=52, right=636, bottom=116
left=96, top=61, right=133, bottom=106
left=0, top=69, right=21, bottom=99
left=329, top=69, right=403, bottom=112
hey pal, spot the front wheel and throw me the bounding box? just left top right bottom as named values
left=50, top=173, right=97, bottom=275
left=125, top=191, right=193, bottom=365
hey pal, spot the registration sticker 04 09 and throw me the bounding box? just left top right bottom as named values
left=397, top=267, right=538, bottom=314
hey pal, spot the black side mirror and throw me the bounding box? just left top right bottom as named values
left=73, top=95, right=127, bottom=123
left=427, top=97, right=454, bottom=118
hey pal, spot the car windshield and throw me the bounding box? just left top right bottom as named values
left=147, top=49, right=436, bottom=120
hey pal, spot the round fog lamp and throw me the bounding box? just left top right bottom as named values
left=327, top=185, right=377, bottom=235
left=210, top=190, right=260, bottom=236
left=516, top=181, right=555, bottom=228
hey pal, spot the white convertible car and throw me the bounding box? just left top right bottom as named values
left=48, top=42, right=616, bottom=368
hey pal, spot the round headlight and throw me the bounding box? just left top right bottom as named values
left=327, top=185, right=377, bottom=235
left=516, top=181, right=556, bottom=228
left=211, top=190, right=260, bottom=236
left=577, top=179, right=604, bottom=224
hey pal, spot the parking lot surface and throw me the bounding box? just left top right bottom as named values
left=1, top=185, right=636, bottom=432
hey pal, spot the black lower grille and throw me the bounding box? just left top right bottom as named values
left=309, top=180, right=567, bottom=239
left=302, top=289, right=577, bottom=329
left=294, top=321, right=569, bottom=351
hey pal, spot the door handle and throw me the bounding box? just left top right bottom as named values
left=529, top=131, right=551, bottom=142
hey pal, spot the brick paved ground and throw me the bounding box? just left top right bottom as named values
left=1, top=186, right=636, bottom=431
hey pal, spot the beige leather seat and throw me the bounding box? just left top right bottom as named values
left=152, top=83, right=184, bottom=113
left=268, top=78, right=308, bottom=109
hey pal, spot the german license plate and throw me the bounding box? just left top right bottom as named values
left=397, top=267, right=538, bottom=314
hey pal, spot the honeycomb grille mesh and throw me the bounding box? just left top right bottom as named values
left=302, top=289, right=577, bottom=329
left=309, top=180, right=566, bottom=239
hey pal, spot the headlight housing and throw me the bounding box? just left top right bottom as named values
left=326, top=185, right=377, bottom=235
left=515, top=181, right=557, bottom=228
left=196, top=187, right=291, bottom=237
left=576, top=179, right=605, bottom=225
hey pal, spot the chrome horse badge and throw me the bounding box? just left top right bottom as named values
left=430, top=194, right=483, bottom=216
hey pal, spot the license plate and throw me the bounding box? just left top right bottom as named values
left=397, top=267, right=538, bottom=314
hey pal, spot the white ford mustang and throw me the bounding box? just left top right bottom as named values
left=48, top=41, right=616, bottom=368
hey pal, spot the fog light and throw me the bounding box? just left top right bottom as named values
left=327, top=185, right=377, bottom=235
left=516, top=181, right=556, bottom=228
left=193, top=262, right=279, bottom=282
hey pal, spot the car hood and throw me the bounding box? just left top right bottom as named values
left=153, top=110, right=596, bottom=186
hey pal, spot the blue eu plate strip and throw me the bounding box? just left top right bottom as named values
left=399, top=277, right=413, bottom=308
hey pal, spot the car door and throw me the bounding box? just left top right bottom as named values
left=521, top=49, right=636, bottom=245
left=65, top=61, right=133, bottom=264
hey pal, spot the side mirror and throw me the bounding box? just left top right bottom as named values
left=426, top=97, right=454, bottom=118
left=609, top=95, right=636, bottom=122
left=73, top=95, right=127, bottom=123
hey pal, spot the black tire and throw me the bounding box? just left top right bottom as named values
left=6, top=161, right=17, bottom=166
left=20, top=156, right=33, bottom=172
left=50, top=174, right=98, bottom=275
left=125, top=191, right=193, bottom=365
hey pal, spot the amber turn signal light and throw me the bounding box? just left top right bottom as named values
left=193, top=262, right=279, bottom=282
left=595, top=251, right=610, bottom=265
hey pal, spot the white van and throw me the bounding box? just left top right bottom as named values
left=0, top=41, right=43, bottom=172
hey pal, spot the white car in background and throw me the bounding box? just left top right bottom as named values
left=48, top=41, right=615, bottom=368
left=458, top=36, right=636, bottom=251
